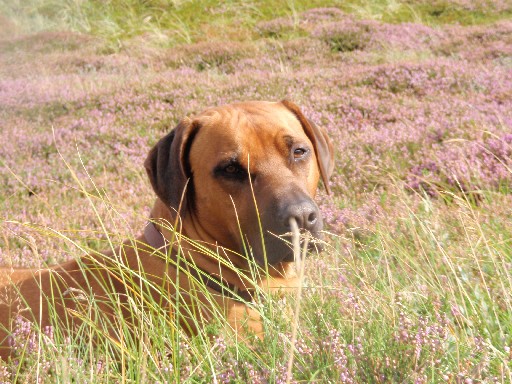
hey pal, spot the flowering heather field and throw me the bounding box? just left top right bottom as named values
left=1, top=1, right=512, bottom=383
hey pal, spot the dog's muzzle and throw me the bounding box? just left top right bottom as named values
left=259, top=194, right=323, bottom=265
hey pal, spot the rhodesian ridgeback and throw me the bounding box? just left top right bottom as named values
left=0, top=100, right=334, bottom=360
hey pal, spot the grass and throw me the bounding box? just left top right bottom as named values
left=4, top=187, right=510, bottom=382
left=2, top=0, right=511, bottom=48
left=1, top=0, right=512, bottom=382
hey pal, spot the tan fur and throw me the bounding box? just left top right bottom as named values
left=0, top=100, right=334, bottom=360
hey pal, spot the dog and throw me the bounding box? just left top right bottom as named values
left=0, top=100, right=334, bottom=360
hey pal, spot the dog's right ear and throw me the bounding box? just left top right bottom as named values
left=280, top=100, right=335, bottom=194
left=144, top=118, right=199, bottom=214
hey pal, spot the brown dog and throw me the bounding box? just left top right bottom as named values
left=0, top=100, right=334, bottom=360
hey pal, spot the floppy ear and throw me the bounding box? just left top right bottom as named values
left=144, top=118, right=200, bottom=214
left=281, top=100, right=335, bottom=194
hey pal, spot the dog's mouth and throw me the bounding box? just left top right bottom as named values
left=251, top=229, right=323, bottom=266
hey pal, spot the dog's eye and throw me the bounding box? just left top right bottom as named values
left=214, top=161, right=247, bottom=182
left=224, top=164, right=237, bottom=174
left=293, top=148, right=308, bottom=159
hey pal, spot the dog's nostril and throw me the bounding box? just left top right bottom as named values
left=307, top=211, right=317, bottom=225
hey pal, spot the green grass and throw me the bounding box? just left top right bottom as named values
left=2, top=0, right=511, bottom=48
left=2, top=168, right=512, bottom=382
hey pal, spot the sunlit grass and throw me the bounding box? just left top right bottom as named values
left=2, top=160, right=511, bottom=381
left=2, top=0, right=511, bottom=48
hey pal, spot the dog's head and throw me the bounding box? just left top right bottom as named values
left=145, top=100, right=334, bottom=266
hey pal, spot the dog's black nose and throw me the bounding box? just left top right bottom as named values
left=283, top=199, right=320, bottom=232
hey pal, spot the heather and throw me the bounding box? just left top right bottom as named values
left=1, top=1, right=512, bottom=382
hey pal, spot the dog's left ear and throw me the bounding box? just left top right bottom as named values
left=144, top=118, right=199, bottom=214
left=281, top=100, right=335, bottom=194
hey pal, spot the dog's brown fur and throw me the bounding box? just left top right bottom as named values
left=0, top=100, right=334, bottom=360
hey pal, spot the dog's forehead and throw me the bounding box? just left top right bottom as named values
left=190, top=103, right=309, bottom=164
left=195, top=102, right=306, bottom=144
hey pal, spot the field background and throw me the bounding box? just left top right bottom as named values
left=1, top=0, right=511, bottom=382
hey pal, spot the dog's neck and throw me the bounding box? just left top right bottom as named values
left=147, top=198, right=296, bottom=289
